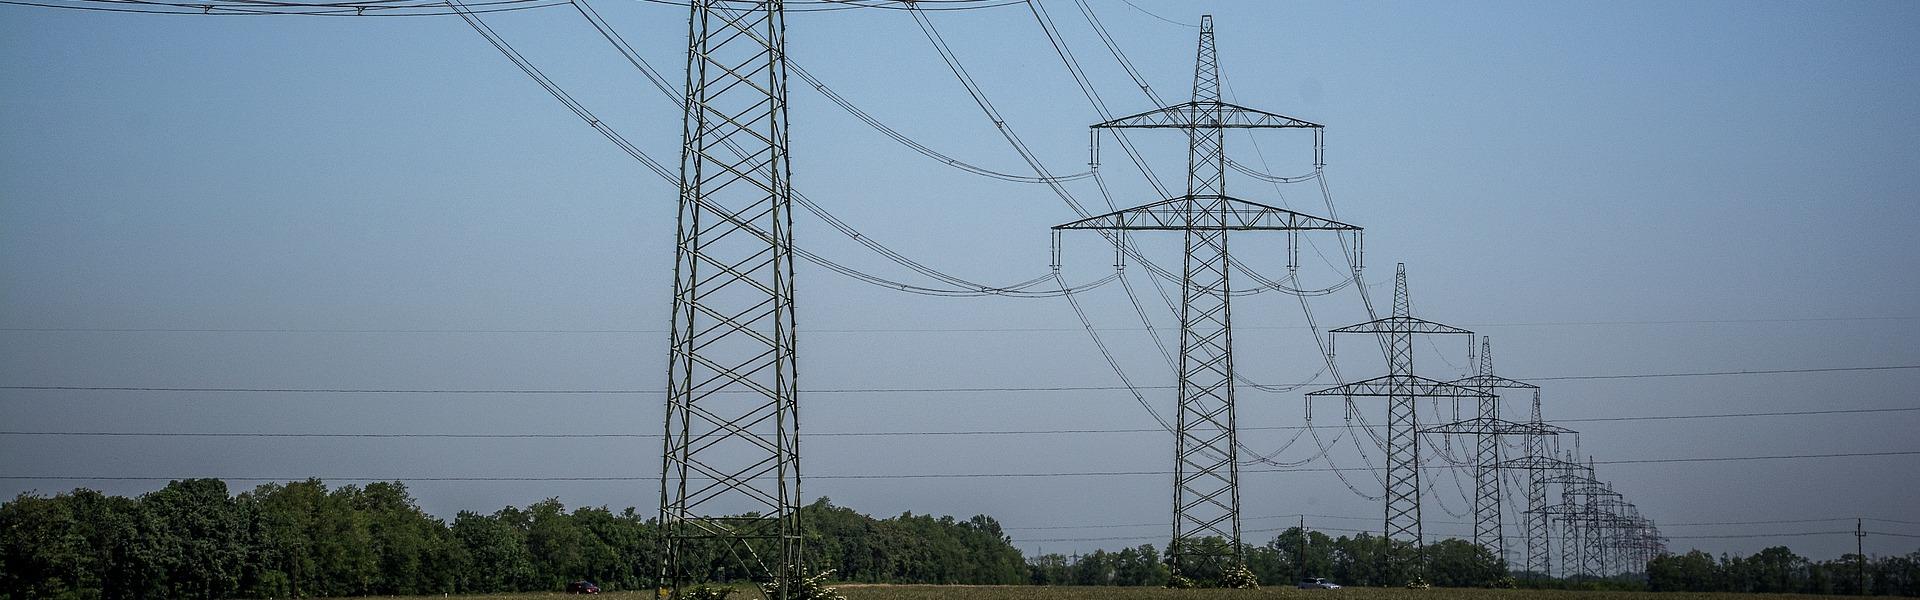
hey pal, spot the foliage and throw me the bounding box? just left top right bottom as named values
left=1646, top=545, right=1920, bottom=596
left=1218, top=564, right=1258, bottom=589
left=762, top=569, right=845, bottom=600
left=681, top=584, right=735, bottom=600
left=1028, top=544, right=1167, bottom=586
left=0, top=486, right=1027, bottom=599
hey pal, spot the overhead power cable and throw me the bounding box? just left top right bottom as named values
left=0, top=0, right=567, bottom=16
left=3, top=314, right=1912, bottom=334
left=1113, top=0, right=1194, bottom=28
left=1661, top=531, right=1859, bottom=540
left=5, top=449, right=1916, bottom=483
left=565, top=0, right=1108, bottom=298
left=6, top=364, right=1914, bottom=395
left=0, top=0, right=1027, bottom=15
left=11, top=399, right=1909, bottom=440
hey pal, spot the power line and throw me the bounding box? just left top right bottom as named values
left=1659, top=517, right=1884, bottom=527
left=4, top=449, right=1913, bottom=482
left=4, top=406, right=1912, bottom=439
left=6, top=315, right=1911, bottom=334
left=1014, top=528, right=1900, bottom=545
left=1006, top=513, right=1920, bottom=533
left=1663, top=531, right=1858, bottom=540
left=1527, top=365, right=1920, bottom=382
left=4, top=364, right=1915, bottom=395
left=0, top=0, right=1027, bottom=15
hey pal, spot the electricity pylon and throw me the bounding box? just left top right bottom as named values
left=1427, top=338, right=1563, bottom=562
left=1522, top=388, right=1553, bottom=576
left=1548, top=450, right=1601, bottom=577
left=658, top=1, right=802, bottom=598
left=1054, top=15, right=1356, bottom=580
left=1308, top=264, right=1479, bottom=581
left=1494, top=398, right=1582, bottom=579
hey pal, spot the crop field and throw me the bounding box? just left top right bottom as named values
left=395, top=587, right=1845, bottom=600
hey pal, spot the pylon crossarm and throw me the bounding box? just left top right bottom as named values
left=1094, top=100, right=1323, bottom=130
left=1495, top=455, right=1587, bottom=471
left=1052, top=194, right=1359, bottom=231
left=1544, top=473, right=1601, bottom=486
left=1418, top=416, right=1563, bottom=436
left=1328, top=316, right=1474, bottom=335
left=1564, top=485, right=1624, bottom=498
left=1447, top=374, right=1539, bottom=390
left=1305, top=373, right=1492, bottom=398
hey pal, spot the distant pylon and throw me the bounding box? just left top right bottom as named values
left=658, top=1, right=803, bottom=598
left=1054, top=14, right=1355, bottom=581
left=1523, top=389, right=1554, bottom=577
left=1429, top=338, right=1556, bottom=561
left=1309, top=264, right=1478, bottom=580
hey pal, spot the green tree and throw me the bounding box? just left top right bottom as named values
left=450, top=509, right=532, bottom=592
left=138, top=479, right=249, bottom=598
left=1420, top=538, right=1507, bottom=587
left=1647, top=549, right=1720, bottom=592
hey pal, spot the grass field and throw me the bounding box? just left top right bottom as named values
left=389, top=587, right=1847, bottom=600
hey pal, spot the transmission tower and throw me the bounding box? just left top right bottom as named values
left=1307, top=264, right=1479, bottom=580
left=1546, top=450, right=1600, bottom=577
left=659, top=1, right=803, bottom=598
left=1054, top=15, right=1356, bottom=580
left=1426, top=338, right=1563, bottom=562
left=1494, top=400, right=1582, bottom=579
left=1522, top=388, right=1553, bottom=576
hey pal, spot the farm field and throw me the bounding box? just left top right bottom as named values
left=392, top=587, right=1847, bottom=600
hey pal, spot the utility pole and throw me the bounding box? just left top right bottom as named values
left=1298, top=515, right=1308, bottom=581
left=1308, top=264, right=1479, bottom=582
left=658, top=1, right=803, bottom=598
left=1857, top=518, right=1867, bottom=594
left=1054, top=15, right=1355, bottom=583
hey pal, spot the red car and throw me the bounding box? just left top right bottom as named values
left=566, top=581, right=600, bottom=594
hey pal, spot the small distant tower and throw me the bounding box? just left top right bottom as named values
left=1427, top=338, right=1561, bottom=561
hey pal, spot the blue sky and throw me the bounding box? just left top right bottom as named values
left=3, top=0, right=1918, bottom=562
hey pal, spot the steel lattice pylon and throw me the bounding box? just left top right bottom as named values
left=1054, top=15, right=1353, bottom=580
left=1522, top=389, right=1556, bottom=577
left=1430, top=338, right=1556, bottom=563
left=1308, top=264, right=1478, bottom=580
left=1506, top=451, right=1592, bottom=579
left=658, top=1, right=802, bottom=598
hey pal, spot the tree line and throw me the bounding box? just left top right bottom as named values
left=8, top=479, right=1917, bottom=597
left=1648, top=546, right=1920, bottom=596
left=0, top=479, right=1024, bottom=599
left=1025, top=528, right=1505, bottom=588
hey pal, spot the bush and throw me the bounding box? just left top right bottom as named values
left=1220, top=565, right=1259, bottom=589
left=761, top=570, right=844, bottom=600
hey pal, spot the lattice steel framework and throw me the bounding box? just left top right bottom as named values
left=1432, top=338, right=1554, bottom=562
left=1523, top=389, right=1552, bottom=576
left=1055, top=15, right=1353, bottom=579
left=1496, top=442, right=1585, bottom=578
left=1308, top=264, right=1477, bottom=579
left=1313, top=267, right=1474, bottom=550
left=659, top=1, right=803, bottom=598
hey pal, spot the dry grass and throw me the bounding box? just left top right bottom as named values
left=388, top=587, right=1845, bottom=600
left=833, top=585, right=1837, bottom=600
